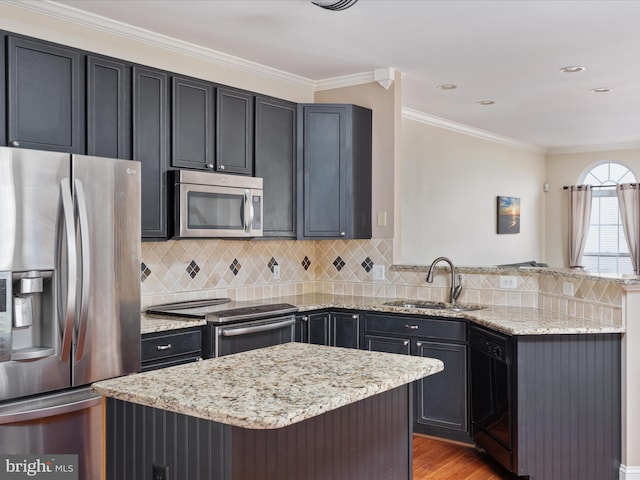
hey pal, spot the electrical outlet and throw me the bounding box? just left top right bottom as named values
left=563, top=281, right=574, bottom=297
left=273, top=265, right=280, bottom=280
left=152, top=464, right=169, bottom=480
left=372, top=264, right=385, bottom=281
left=499, top=276, right=518, bottom=289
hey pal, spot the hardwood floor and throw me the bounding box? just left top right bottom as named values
left=413, top=435, right=517, bottom=480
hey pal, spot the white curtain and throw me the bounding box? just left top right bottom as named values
left=568, top=185, right=593, bottom=268
left=616, top=183, right=640, bottom=274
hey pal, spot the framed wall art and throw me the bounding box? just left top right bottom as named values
left=497, top=196, right=520, bottom=234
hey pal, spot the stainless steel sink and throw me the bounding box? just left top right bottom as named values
left=383, top=300, right=486, bottom=312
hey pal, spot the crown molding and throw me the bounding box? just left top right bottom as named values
left=314, top=71, right=375, bottom=91
left=547, top=142, right=640, bottom=155
left=6, top=0, right=315, bottom=90
left=401, top=107, right=547, bottom=154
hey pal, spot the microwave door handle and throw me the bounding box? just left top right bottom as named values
left=74, top=179, right=90, bottom=362
left=244, top=189, right=254, bottom=233
left=57, top=178, right=76, bottom=362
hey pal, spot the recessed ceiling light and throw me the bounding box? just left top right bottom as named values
left=476, top=100, right=495, bottom=105
left=590, top=87, right=613, bottom=93
left=560, top=66, right=586, bottom=73
left=437, top=84, right=457, bottom=90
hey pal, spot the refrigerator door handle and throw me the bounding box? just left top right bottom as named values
left=0, top=393, right=102, bottom=425
left=74, top=179, right=91, bottom=362
left=58, top=178, right=77, bottom=362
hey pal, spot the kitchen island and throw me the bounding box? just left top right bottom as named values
left=93, top=342, right=444, bottom=480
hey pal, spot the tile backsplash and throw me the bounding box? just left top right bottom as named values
left=140, top=238, right=622, bottom=325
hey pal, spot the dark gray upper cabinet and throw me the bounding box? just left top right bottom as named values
left=86, top=55, right=130, bottom=159
left=254, top=95, right=297, bottom=237
left=171, top=76, right=215, bottom=170
left=7, top=36, right=84, bottom=153
left=133, top=66, right=170, bottom=239
left=297, top=104, right=372, bottom=239
left=216, top=86, right=253, bottom=175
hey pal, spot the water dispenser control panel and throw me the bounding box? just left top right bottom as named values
left=0, top=271, right=11, bottom=362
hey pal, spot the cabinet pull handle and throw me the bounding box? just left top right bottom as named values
left=9, top=140, right=19, bottom=147
left=405, top=325, right=419, bottom=330
left=403, top=340, right=409, bottom=346
left=206, top=164, right=214, bottom=169
left=340, top=232, right=346, bottom=236
left=219, top=165, right=226, bottom=170
left=156, top=344, right=172, bottom=351
left=301, top=316, right=308, bottom=322
left=416, top=341, right=422, bottom=347
left=352, top=315, right=358, bottom=320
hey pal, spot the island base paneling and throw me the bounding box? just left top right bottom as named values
left=105, top=384, right=413, bottom=480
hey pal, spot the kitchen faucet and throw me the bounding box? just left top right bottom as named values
left=426, top=256, right=462, bottom=304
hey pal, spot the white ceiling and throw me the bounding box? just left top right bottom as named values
left=47, top=0, right=640, bottom=151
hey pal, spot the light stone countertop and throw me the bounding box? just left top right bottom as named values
left=92, top=342, right=444, bottom=429
left=141, top=312, right=206, bottom=334
left=141, top=293, right=625, bottom=336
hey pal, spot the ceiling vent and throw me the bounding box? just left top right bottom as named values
left=312, top=0, right=359, bottom=11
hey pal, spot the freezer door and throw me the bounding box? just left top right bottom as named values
left=71, top=155, right=141, bottom=385
left=0, top=387, right=102, bottom=480
left=0, top=147, right=71, bottom=401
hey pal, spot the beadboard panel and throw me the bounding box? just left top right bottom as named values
left=516, top=334, right=621, bottom=480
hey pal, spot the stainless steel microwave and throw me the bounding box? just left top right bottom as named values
left=171, top=170, right=263, bottom=238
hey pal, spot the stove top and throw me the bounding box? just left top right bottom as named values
left=146, top=298, right=298, bottom=324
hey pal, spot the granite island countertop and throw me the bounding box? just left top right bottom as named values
left=140, top=292, right=624, bottom=336
left=92, top=342, right=444, bottom=429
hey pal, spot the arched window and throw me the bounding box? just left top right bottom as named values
left=581, top=162, right=636, bottom=274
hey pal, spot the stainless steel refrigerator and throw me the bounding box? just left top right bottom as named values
left=0, top=147, right=141, bottom=479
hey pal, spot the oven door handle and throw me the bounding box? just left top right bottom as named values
left=219, top=318, right=296, bottom=337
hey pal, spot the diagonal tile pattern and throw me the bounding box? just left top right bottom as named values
left=140, top=238, right=623, bottom=326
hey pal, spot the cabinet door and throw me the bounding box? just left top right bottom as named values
left=307, top=312, right=330, bottom=346
left=255, top=96, right=297, bottom=237
left=87, top=55, right=130, bottom=159
left=298, top=105, right=346, bottom=238
left=415, top=340, right=468, bottom=434
left=331, top=312, right=360, bottom=349
left=172, top=76, right=214, bottom=170
left=7, top=36, right=82, bottom=153
left=364, top=334, right=411, bottom=355
left=216, top=86, right=253, bottom=175
left=133, top=67, right=170, bottom=239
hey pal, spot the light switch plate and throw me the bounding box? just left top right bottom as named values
left=372, top=264, right=385, bottom=281
left=377, top=211, right=387, bottom=227
left=273, top=265, right=280, bottom=280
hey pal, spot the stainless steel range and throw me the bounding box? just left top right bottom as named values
left=147, top=299, right=298, bottom=358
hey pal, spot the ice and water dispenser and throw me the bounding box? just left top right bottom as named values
left=0, top=270, right=55, bottom=363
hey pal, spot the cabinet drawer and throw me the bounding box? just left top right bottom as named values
left=141, top=328, right=202, bottom=362
left=364, top=313, right=465, bottom=342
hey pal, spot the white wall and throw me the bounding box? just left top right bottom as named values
left=395, top=117, right=546, bottom=266
left=545, top=148, right=640, bottom=267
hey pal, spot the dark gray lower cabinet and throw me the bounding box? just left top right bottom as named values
left=140, top=327, right=202, bottom=372
left=364, top=312, right=469, bottom=442
left=297, top=311, right=361, bottom=349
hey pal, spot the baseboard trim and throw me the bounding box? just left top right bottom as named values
left=620, top=464, right=640, bottom=479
